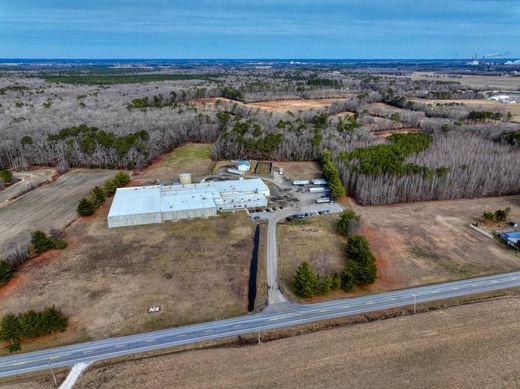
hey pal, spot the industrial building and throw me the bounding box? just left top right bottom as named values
left=108, top=178, right=270, bottom=228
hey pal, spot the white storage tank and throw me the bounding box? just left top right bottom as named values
left=179, top=173, right=192, bottom=185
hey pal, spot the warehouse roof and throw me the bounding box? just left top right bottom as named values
left=108, top=185, right=161, bottom=217
left=108, top=178, right=269, bottom=217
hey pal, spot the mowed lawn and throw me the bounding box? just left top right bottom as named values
left=0, top=207, right=260, bottom=354
left=0, top=169, right=116, bottom=257
left=133, top=143, right=215, bottom=185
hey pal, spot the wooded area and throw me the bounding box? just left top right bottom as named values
left=1, top=66, right=519, bottom=205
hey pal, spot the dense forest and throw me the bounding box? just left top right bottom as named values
left=0, top=64, right=519, bottom=205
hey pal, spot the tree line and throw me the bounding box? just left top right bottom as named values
left=0, top=307, right=68, bottom=352
left=77, top=171, right=130, bottom=216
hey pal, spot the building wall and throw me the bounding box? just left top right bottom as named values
left=108, top=212, right=162, bottom=228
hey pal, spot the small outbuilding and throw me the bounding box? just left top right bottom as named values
left=501, top=231, right=520, bottom=248
left=236, top=160, right=251, bottom=174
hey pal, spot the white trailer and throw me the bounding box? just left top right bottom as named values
left=315, top=198, right=332, bottom=204
left=312, top=179, right=327, bottom=185
left=293, top=180, right=310, bottom=186
left=227, top=168, right=243, bottom=175
left=309, top=187, right=331, bottom=193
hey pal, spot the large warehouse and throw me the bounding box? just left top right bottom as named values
left=107, top=178, right=270, bottom=228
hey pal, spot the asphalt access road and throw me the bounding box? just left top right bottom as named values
left=2, top=271, right=520, bottom=378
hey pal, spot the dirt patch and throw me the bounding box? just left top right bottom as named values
left=374, top=128, right=420, bottom=138
left=75, top=297, right=520, bottom=389
left=247, top=98, right=346, bottom=112
left=0, top=206, right=263, bottom=355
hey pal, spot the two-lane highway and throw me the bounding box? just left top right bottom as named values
left=2, top=271, right=520, bottom=378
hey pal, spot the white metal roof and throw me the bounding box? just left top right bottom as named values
left=108, top=178, right=269, bottom=217
left=108, top=185, right=161, bottom=217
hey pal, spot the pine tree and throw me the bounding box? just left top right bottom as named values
left=89, top=186, right=105, bottom=208
left=31, top=230, right=53, bottom=254
left=345, top=235, right=377, bottom=285
left=77, top=198, right=95, bottom=216
left=0, top=314, right=21, bottom=346
left=292, top=261, right=320, bottom=298
left=337, top=209, right=360, bottom=235
left=0, top=260, right=15, bottom=286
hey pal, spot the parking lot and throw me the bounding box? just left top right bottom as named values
left=248, top=175, right=342, bottom=221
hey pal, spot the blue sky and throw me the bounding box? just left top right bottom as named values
left=0, top=0, right=518, bottom=59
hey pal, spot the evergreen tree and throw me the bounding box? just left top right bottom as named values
left=0, top=260, right=15, bottom=286
left=112, top=171, right=130, bottom=187
left=103, top=179, right=117, bottom=197
left=31, top=231, right=53, bottom=254
left=292, top=261, right=320, bottom=298
left=77, top=198, right=95, bottom=216
left=345, top=235, right=377, bottom=285
left=0, top=314, right=20, bottom=346
left=89, top=186, right=105, bottom=208
left=340, top=268, right=355, bottom=292
left=337, top=209, right=360, bottom=235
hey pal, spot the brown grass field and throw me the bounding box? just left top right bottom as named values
left=247, top=98, right=345, bottom=112
left=0, top=169, right=116, bottom=257
left=0, top=207, right=261, bottom=355
left=410, top=97, right=520, bottom=123
left=278, top=215, right=348, bottom=301
left=132, top=143, right=215, bottom=185
left=354, top=196, right=520, bottom=291
left=278, top=196, right=520, bottom=300
left=189, top=97, right=352, bottom=114
left=68, top=297, right=520, bottom=389
left=411, top=71, right=520, bottom=91
left=272, top=161, right=322, bottom=180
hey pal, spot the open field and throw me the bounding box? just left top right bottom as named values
left=247, top=98, right=345, bottom=112
left=132, top=143, right=214, bottom=185
left=272, top=161, right=322, bottom=180
left=411, top=71, right=520, bottom=90
left=277, top=196, right=520, bottom=300
left=410, top=97, right=520, bottom=123
left=373, top=128, right=420, bottom=137
left=278, top=215, right=348, bottom=301
left=71, top=297, right=520, bottom=389
left=0, top=207, right=262, bottom=355
left=0, top=169, right=115, bottom=257
left=354, top=196, right=520, bottom=291
left=0, top=168, right=56, bottom=207
left=189, top=97, right=352, bottom=114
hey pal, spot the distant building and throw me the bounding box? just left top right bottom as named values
left=501, top=231, right=520, bottom=248
left=236, top=160, right=251, bottom=173
left=108, top=178, right=269, bottom=228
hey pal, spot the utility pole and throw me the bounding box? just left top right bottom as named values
left=413, top=294, right=417, bottom=314
left=48, top=360, right=57, bottom=386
